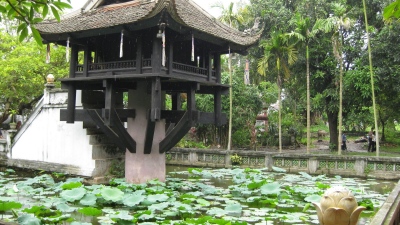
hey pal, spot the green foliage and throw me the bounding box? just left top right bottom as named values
left=61, top=181, right=82, bottom=190
left=230, top=154, right=243, bottom=165
left=0, top=0, right=72, bottom=44
left=358, top=199, right=374, bottom=210
left=100, top=187, right=124, bottom=202
left=60, top=187, right=86, bottom=202
left=0, top=200, right=22, bottom=213
left=77, top=207, right=103, bottom=217
left=176, top=139, right=208, bottom=149
left=0, top=31, right=69, bottom=124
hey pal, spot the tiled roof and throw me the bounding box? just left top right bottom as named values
left=35, top=0, right=260, bottom=46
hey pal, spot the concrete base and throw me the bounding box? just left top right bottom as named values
left=126, top=81, right=165, bottom=183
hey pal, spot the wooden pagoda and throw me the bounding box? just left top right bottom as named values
left=36, top=0, right=260, bottom=182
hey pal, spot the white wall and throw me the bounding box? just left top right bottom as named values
left=10, top=89, right=96, bottom=176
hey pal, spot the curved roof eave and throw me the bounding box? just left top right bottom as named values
left=35, top=0, right=260, bottom=47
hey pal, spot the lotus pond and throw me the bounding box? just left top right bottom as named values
left=0, top=166, right=396, bottom=225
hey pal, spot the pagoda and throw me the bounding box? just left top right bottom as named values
left=36, top=0, right=260, bottom=183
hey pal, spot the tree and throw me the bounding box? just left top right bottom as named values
left=288, top=13, right=323, bottom=154
left=383, top=0, right=400, bottom=21
left=0, top=0, right=71, bottom=43
left=213, top=2, right=244, bottom=150
left=319, top=3, right=353, bottom=155
left=258, top=30, right=298, bottom=152
left=0, top=30, right=69, bottom=125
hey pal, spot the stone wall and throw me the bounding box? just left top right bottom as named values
left=167, top=148, right=400, bottom=180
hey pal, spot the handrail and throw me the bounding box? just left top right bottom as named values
left=75, top=60, right=216, bottom=78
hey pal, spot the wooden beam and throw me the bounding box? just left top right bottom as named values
left=168, top=42, right=173, bottom=74
left=187, top=83, right=198, bottom=126
left=66, top=84, right=76, bottom=123
left=151, top=77, right=161, bottom=121
left=171, top=93, right=181, bottom=110
left=152, top=36, right=161, bottom=73
left=61, top=109, right=136, bottom=122
left=69, top=44, right=78, bottom=78
left=144, top=110, right=156, bottom=154
left=110, top=109, right=136, bottom=153
left=86, top=109, right=126, bottom=151
left=162, top=82, right=229, bottom=95
left=159, top=111, right=191, bottom=153
left=214, top=53, right=221, bottom=83
left=208, top=53, right=212, bottom=81
left=83, top=46, right=90, bottom=77
left=103, top=80, right=115, bottom=126
left=136, top=35, right=142, bottom=74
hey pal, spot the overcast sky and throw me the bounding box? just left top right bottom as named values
left=68, top=0, right=246, bottom=18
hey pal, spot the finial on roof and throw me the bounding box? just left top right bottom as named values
left=243, top=17, right=261, bottom=35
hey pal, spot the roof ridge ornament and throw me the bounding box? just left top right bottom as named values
left=243, top=17, right=261, bottom=35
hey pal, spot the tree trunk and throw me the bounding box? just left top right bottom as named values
left=306, top=45, right=311, bottom=154
left=327, top=110, right=338, bottom=151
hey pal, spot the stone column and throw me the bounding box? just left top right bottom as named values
left=125, top=81, right=166, bottom=183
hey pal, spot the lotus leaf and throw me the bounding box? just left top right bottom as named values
left=97, top=215, right=117, bottom=224
left=272, top=166, right=286, bottom=173
left=123, top=194, right=145, bottom=207
left=146, top=194, right=169, bottom=203
left=56, top=203, right=74, bottom=213
left=80, top=194, right=97, bottom=206
left=148, top=202, right=169, bottom=212
left=61, top=181, right=82, bottom=190
left=305, top=194, right=322, bottom=203
left=109, top=210, right=134, bottom=220
left=78, top=207, right=102, bottom=216
left=101, top=187, right=124, bottom=202
left=224, top=203, right=242, bottom=217
left=70, top=222, right=92, bottom=225
left=260, top=182, right=281, bottom=195
left=196, top=198, right=211, bottom=206
left=138, top=213, right=155, bottom=220
left=60, top=187, right=86, bottom=202
left=206, top=207, right=226, bottom=216
left=17, top=214, right=41, bottom=225
left=0, top=200, right=22, bottom=212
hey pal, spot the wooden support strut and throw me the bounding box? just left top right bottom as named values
left=61, top=109, right=137, bottom=153
left=159, top=111, right=191, bottom=154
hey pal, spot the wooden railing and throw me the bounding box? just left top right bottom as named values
left=172, top=62, right=209, bottom=75
left=75, top=60, right=215, bottom=78
left=142, top=59, right=151, bottom=67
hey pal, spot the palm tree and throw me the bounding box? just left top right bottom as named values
left=288, top=13, right=323, bottom=154
left=319, top=3, right=353, bottom=155
left=213, top=2, right=243, bottom=150
left=258, top=31, right=298, bottom=153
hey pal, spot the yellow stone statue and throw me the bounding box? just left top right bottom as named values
left=313, top=186, right=366, bottom=225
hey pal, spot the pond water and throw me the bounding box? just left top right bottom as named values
left=0, top=166, right=397, bottom=225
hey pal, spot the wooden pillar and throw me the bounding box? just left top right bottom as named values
left=168, top=42, right=173, bottom=74
left=171, top=93, right=181, bottom=110
left=136, top=35, right=142, bottom=74
left=152, top=37, right=161, bottom=73
left=214, top=88, right=222, bottom=126
left=208, top=53, right=213, bottom=81
left=187, top=83, right=199, bottom=126
left=103, top=80, right=115, bottom=126
left=151, top=77, right=161, bottom=121
left=214, top=53, right=221, bottom=83
left=66, top=44, right=78, bottom=123
left=83, top=47, right=90, bottom=77
left=69, top=44, right=78, bottom=78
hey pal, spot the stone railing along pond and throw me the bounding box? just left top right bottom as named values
left=167, top=148, right=400, bottom=225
